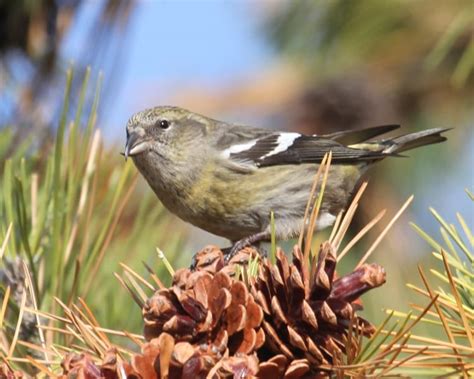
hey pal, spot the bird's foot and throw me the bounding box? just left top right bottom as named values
left=223, top=231, right=270, bottom=264
left=224, top=240, right=250, bottom=264
left=189, top=232, right=270, bottom=270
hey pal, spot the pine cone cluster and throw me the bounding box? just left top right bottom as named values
left=251, top=242, right=384, bottom=368
left=59, top=243, right=386, bottom=378
left=135, top=243, right=385, bottom=378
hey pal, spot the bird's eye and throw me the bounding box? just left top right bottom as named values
left=159, top=120, right=170, bottom=129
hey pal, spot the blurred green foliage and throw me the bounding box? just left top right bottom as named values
left=0, top=68, right=187, bottom=357
left=269, top=0, right=473, bottom=87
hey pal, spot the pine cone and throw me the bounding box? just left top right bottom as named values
left=0, top=363, right=24, bottom=378
left=138, top=244, right=385, bottom=378
left=131, top=332, right=263, bottom=379
left=250, top=242, right=386, bottom=368
left=60, top=348, right=135, bottom=378
left=143, top=246, right=264, bottom=355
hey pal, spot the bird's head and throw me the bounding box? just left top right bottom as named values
left=124, top=106, right=210, bottom=163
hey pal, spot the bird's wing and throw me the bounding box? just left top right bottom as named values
left=219, top=131, right=386, bottom=170
left=324, top=124, right=400, bottom=145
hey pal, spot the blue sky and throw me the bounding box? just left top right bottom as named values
left=63, top=1, right=276, bottom=136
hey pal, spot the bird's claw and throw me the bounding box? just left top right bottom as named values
left=223, top=239, right=251, bottom=264
left=189, top=253, right=198, bottom=270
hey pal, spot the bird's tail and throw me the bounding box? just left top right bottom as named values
left=379, top=128, right=449, bottom=154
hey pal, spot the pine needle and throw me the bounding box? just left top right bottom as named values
left=356, top=195, right=414, bottom=268
left=64, top=129, right=101, bottom=264
left=77, top=298, right=111, bottom=346
left=54, top=299, right=104, bottom=354
left=298, top=153, right=329, bottom=248
left=36, top=322, right=144, bottom=340
left=120, top=263, right=155, bottom=291
left=417, top=265, right=469, bottom=378
left=22, top=260, right=48, bottom=363
left=381, top=346, right=429, bottom=376
left=123, top=271, right=148, bottom=304
left=456, top=212, right=474, bottom=248
left=338, top=208, right=386, bottom=262
left=304, top=152, right=332, bottom=261
left=0, top=223, right=12, bottom=259
left=16, top=340, right=56, bottom=359
left=123, top=330, right=145, bottom=349
left=406, top=284, right=474, bottom=318
left=380, top=295, right=438, bottom=355
left=410, top=222, right=443, bottom=253
left=31, top=174, right=38, bottom=231
left=355, top=311, right=394, bottom=363
left=70, top=313, right=107, bottom=356
left=466, top=188, right=474, bottom=201
left=381, top=331, right=412, bottom=371
left=0, top=286, right=11, bottom=336
left=142, top=261, right=164, bottom=290
left=8, top=287, right=27, bottom=357
left=332, top=181, right=368, bottom=251
left=270, top=211, right=276, bottom=264
left=328, top=211, right=343, bottom=243
left=156, top=247, right=175, bottom=276
left=36, top=324, right=75, bottom=336
left=24, top=356, right=57, bottom=377
left=83, top=174, right=138, bottom=297
left=114, top=273, right=145, bottom=308
left=440, top=249, right=474, bottom=348
left=430, top=208, right=472, bottom=262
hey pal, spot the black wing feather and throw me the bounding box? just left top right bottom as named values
left=228, top=134, right=385, bottom=168
left=323, top=124, right=400, bottom=145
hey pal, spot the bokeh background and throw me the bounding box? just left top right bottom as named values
left=1, top=0, right=473, bottom=332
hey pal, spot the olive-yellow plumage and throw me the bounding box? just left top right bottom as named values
left=125, top=106, right=448, bottom=255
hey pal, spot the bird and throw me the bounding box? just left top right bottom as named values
left=124, top=106, right=448, bottom=259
